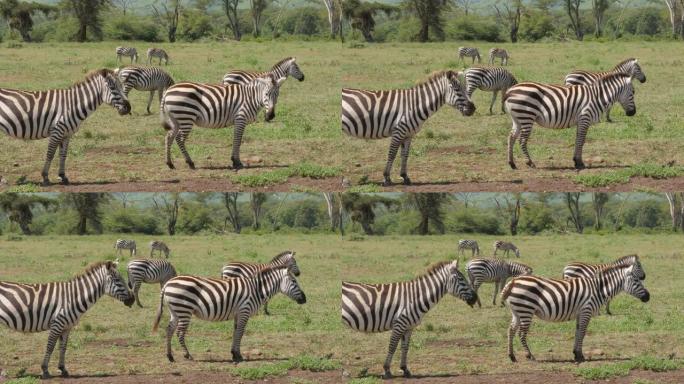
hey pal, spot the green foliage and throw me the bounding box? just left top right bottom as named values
left=274, top=199, right=325, bottom=229
left=446, top=14, right=502, bottom=42
left=103, top=208, right=161, bottom=235
left=177, top=201, right=215, bottom=234
left=280, top=7, right=325, bottom=36
left=574, top=164, right=683, bottom=187
left=229, top=354, right=339, bottom=380
left=520, top=10, right=555, bottom=42
left=574, top=355, right=681, bottom=380
left=178, top=9, right=214, bottom=41
left=623, top=199, right=665, bottom=229
left=445, top=209, right=503, bottom=235
left=520, top=203, right=556, bottom=234
left=31, top=17, right=79, bottom=42
left=103, top=14, right=160, bottom=41
left=230, top=163, right=341, bottom=187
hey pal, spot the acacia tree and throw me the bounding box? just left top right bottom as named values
left=565, top=0, right=584, bottom=40
left=152, top=0, right=181, bottom=42
left=223, top=192, right=241, bottom=233
left=406, top=193, right=449, bottom=235
left=494, top=0, right=522, bottom=42
left=323, top=0, right=343, bottom=40
left=403, top=0, right=450, bottom=42
left=250, top=193, right=267, bottom=230
left=112, top=0, right=133, bottom=14
left=0, top=0, right=55, bottom=42
left=63, top=0, right=109, bottom=42
left=343, top=0, right=398, bottom=42
left=63, top=193, right=108, bottom=235
left=591, top=192, right=609, bottom=230
left=665, top=192, right=684, bottom=231
left=454, top=0, right=473, bottom=14
left=153, top=193, right=181, bottom=235
left=342, top=193, right=395, bottom=235
left=223, top=0, right=241, bottom=40
left=0, top=193, right=54, bottom=235
left=566, top=192, right=583, bottom=233
left=250, top=0, right=268, bottom=37
left=592, top=0, right=610, bottom=37
left=323, top=192, right=344, bottom=234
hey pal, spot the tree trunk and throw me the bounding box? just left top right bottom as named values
left=77, top=22, right=87, bottom=42
left=323, top=0, right=341, bottom=40
left=418, top=21, right=429, bottom=42
left=665, top=0, right=682, bottom=37
left=77, top=215, right=87, bottom=235
left=361, top=221, right=374, bottom=235
left=566, top=193, right=583, bottom=233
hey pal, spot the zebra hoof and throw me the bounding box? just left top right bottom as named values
left=401, top=367, right=411, bottom=378
left=166, top=162, right=175, bottom=170
left=526, top=354, right=536, bottom=361
left=59, top=175, right=69, bottom=185
left=382, top=178, right=392, bottom=187
left=574, top=161, right=586, bottom=170
left=526, top=161, right=536, bottom=169
left=509, top=354, right=517, bottom=363
left=167, top=353, right=175, bottom=362
left=401, top=177, right=411, bottom=186
left=59, top=367, right=69, bottom=377
left=232, top=161, right=244, bottom=171
left=382, top=371, right=393, bottom=379
left=184, top=353, right=193, bottom=361
left=187, top=161, right=196, bottom=170
left=232, top=352, right=244, bottom=363
left=509, top=161, right=517, bottom=170
left=41, top=371, right=51, bottom=379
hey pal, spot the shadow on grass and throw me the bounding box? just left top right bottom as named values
left=194, top=356, right=290, bottom=363
left=536, top=164, right=631, bottom=171
left=537, top=356, right=632, bottom=364
left=199, top=164, right=290, bottom=171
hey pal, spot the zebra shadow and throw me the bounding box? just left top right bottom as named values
left=194, top=356, right=290, bottom=363
left=199, top=164, right=290, bottom=171
left=536, top=164, right=631, bottom=171
left=537, top=356, right=632, bottom=364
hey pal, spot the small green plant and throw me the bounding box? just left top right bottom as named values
left=573, top=164, right=683, bottom=187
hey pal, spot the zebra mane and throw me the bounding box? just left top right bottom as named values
left=597, top=72, right=632, bottom=84
left=615, top=254, right=639, bottom=264
left=595, top=262, right=632, bottom=277
left=257, top=264, right=289, bottom=276
left=613, top=58, right=636, bottom=70
left=75, top=68, right=116, bottom=85
left=271, top=57, right=295, bottom=70
left=413, top=70, right=456, bottom=88
left=271, top=251, right=294, bottom=263
left=73, top=260, right=114, bottom=279
left=418, top=261, right=453, bottom=279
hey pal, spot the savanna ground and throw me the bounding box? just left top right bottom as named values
left=0, top=41, right=683, bottom=192
left=0, top=233, right=683, bottom=383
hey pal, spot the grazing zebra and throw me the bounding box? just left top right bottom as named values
left=115, top=66, right=175, bottom=114
left=563, top=254, right=644, bottom=315
left=149, top=240, right=171, bottom=258
left=152, top=264, right=306, bottom=362
left=115, top=239, right=137, bottom=257
left=115, top=46, right=138, bottom=64
left=464, top=66, right=518, bottom=114
left=0, top=69, right=131, bottom=186
left=457, top=239, right=480, bottom=257
left=222, top=57, right=305, bottom=85
left=493, top=241, right=520, bottom=258
left=502, top=263, right=650, bottom=362
left=341, top=70, right=476, bottom=186
left=504, top=73, right=637, bottom=170
left=565, top=58, right=646, bottom=122
left=160, top=75, right=284, bottom=171
left=221, top=251, right=300, bottom=315
left=341, top=260, right=477, bottom=378
left=458, top=47, right=481, bottom=64
left=147, top=48, right=169, bottom=65
left=127, top=259, right=177, bottom=308
left=0, top=261, right=134, bottom=378
left=466, top=258, right=532, bottom=307
left=488, top=48, right=509, bottom=65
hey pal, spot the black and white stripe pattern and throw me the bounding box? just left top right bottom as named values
left=464, top=66, right=518, bottom=114
left=116, top=46, right=138, bottom=64
left=149, top=240, right=171, bottom=258
left=0, top=69, right=131, bottom=186
left=127, top=259, right=177, bottom=308
left=458, top=239, right=480, bottom=257
left=502, top=263, right=650, bottom=362
left=147, top=48, right=169, bottom=65
left=160, top=75, right=284, bottom=171
left=504, top=73, right=637, bottom=170
left=341, top=260, right=477, bottom=378
left=152, top=265, right=306, bottom=362
left=115, top=66, right=175, bottom=114
left=0, top=261, right=133, bottom=378
left=493, top=241, right=519, bottom=258
left=115, top=239, right=137, bottom=257
left=222, top=57, right=305, bottom=85
left=458, top=47, right=481, bottom=64
left=466, top=258, right=532, bottom=307
left=341, top=71, right=476, bottom=186
left=488, top=48, right=509, bottom=65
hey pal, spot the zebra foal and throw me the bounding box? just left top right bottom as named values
left=115, top=66, right=175, bottom=114
left=116, top=47, right=138, bottom=63
left=127, top=259, right=177, bottom=307
left=223, top=57, right=305, bottom=85
left=493, top=241, right=520, bottom=258
left=466, top=258, right=532, bottom=307
left=488, top=48, right=509, bottom=65
left=458, top=239, right=480, bottom=257
left=149, top=240, right=171, bottom=258
left=147, top=48, right=169, bottom=65
left=458, top=47, right=481, bottom=64
left=464, top=66, right=517, bottom=114
left=115, top=239, right=137, bottom=257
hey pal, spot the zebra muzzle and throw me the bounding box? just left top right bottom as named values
left=625, top=108, right=636, bottom=117
left=118, top=101, right=132, bottom=115
left=265, top=109, right=275, bottom=122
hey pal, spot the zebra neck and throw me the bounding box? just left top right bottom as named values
left=411, top=79, right=446, bottom=116
left=593, top=83, right=618, bottom=113
left=413, top=270, right=449, bottom=311
left=256, top=269, right=284, bottom=303
left=270, top=61, right=290, bottom=79
left=68, top=269, right=106, bottom=311
left=70, top=78, right=105, bottom=114
left=595, top=269, right=625, bottom=303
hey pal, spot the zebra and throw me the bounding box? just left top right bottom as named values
left=114, top=66, right=175, bottom=114
left=341, top=260, right=477, bottom=378
left=0, top=69, right=131, bottom=186
left=488, top=48, right=509, bottom=65
left=115, top=239, right=137, bottom=257
left=464, top=66, right=518, bottom=114
left=457, top=239, right=480, bottom=258
left=504, top=72, right=637, bottom=170
left=502, top=263, right=650, bottom=363
left=115, top=46, right=138, bottom=64
left=160, top=74, right=284, bottom=171
left=493, top=241, right=520, bottom=258
left=341, top=70, right=476, bottom=186
left=222, top=57, right=305, bottom=85
left=565, top=58, right=646, bottom=122
left=147, top=48, right=169, bottom=65
left=458, top=47, right=481, bottom=64
left=152, top=264, right=306, bottom=363
left=221, top=251, right=300, bottom=315
left=149, top=240, right=171, bottom=258
left=0, top=261, right=134, bottom=378
left=466, top=258, right=532, bottom=307
left=563, top=254, right=644, bottom=315
left=127, top=259, right=177, bottom=308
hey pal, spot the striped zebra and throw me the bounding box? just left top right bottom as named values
left=502, top=263, right=650, bottom=362
left=488, top=48, right=509, bottom=65
left=152, top=264, right=306, bottom=362
left=114, top=239, right=137, bottom=257
left=0, top=261, right=134, bottom=378
left=504, top=73, right=637, bottom=170
left=149, top=240, right=171, bottom=258
left=565, top=58, right=646, bottom=122
left=115, top=46, right=138, bottom=64
left=457, top=239, right=480, bottom=257
left=458, top=47, right=481, bottom=64
left=341, top=260, right=477, bottom=378
left=127, top=259, right=177, bottom=307
left=115, top=66, right=175, bottom=114
left=493, top=241, right=519, bottom=258
left=147, top=48, right=169, bottom=65
left=221, top=251, right=300, bottom=315
left=341, top=70, right=476, bottom=186
left=563, top=254, right=644, bottom=315
left=466, top=258, right=532, bottom=307
left=222, top=57, right=305, bottom=85
left=464, top=66, right=518, bottom=114
left=0, top=69, right=131, bottom=186
left=160, top=74, right=284, bottom=171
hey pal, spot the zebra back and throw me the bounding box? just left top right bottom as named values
left=222, top=57, right=304, bottom=85
left=222, top=250, right=299, bottom=279
left=127, top=258, right=177, bottom=288
left=563, top=254, right=643, bottom=279
left=565, top=58, right=646, bottom=86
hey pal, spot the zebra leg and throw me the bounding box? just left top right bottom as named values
left=165, top=316, right=178, bottom=362
left=58, top=137, right=71, bottom=185
left=605, top=106, right=613, bottom=123
left=399, top=329, right=413, bottom=378
left=176, top=318, right=193, bottom=360
left=573, top=117, right=591, bottom=170
left=473, top=281, right=482, bottom=308
left=57, top=330, right=71, bottom=377
left=146, top=91, right=154, bottom=114
left=399, top=138, right=412, bottom=185
left=42, top=133, right=64, bottom=186
left=230, top=117, right=247, bottom=170
left=263, top=301, right=270, bottom=316
left=383, top=327, right=404, bottom=378
left=573, top=311, right=592, bottom=362
left=489, top=91, right=497, bottom=115
left=231, top=311, right=250, bottom=362
left=175, top=131, right=195, bottom=169
left=42, top=326, right=63, bottom=378
left=508, top=314, right=520, bottom=362
left=383, top=135, right=403, bottom=186
left=605, top=299, right=612, bottom=316
left=492, top=280, right=499, bottom=306
left=518, top=123, right=536, bottom=168
left=507, top=120, right=522, bottom=169
left=134, top=281, right=143, bottom=308
left=518, top=318, right=535, bottom=361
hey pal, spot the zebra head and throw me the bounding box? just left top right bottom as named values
left=620, top=58, right=646, bottom=83
left=99, top=69, right=131, bottom=115
left=631, top=257, right=646, bottom=280
left=612, top=74, right=636, bottom=117
left=105, top=260, right=135, bottom=307
left=510, top=261, right=532, bottom=276
left=623, top=264, right=650, bottom=303
left=447, top=260, right=478, bottom=307
left=445, top=71, right=475, bottom=116
left=283, top=252, right=301, bottom=277
left=253, top=75, right=285, bottom=122
left=280, top=267, right=307, bottom=304
left=514, top=248, right=521, bottom=258
left=287, top=58, right=305, bottom=82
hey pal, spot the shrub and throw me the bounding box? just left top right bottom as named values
left=103, top=209, right=161, bottom=235
left=178, top=11, right=214, bottom=41
left=280, top=7, right=326, bottom=36
left=520, top=11, right=555, bottom=42
left=32, top=17, right=80, bottom=42
left=104, top=14, right=161, bottom=42
left=446, top=210, right=503, bottom=235
left=446, top=16, right=502, bottom=42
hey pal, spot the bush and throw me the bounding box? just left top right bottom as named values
left=520, top=11, right=555, bottom=42
left=623, top=200, right=666, bottom=229
left=446, top=16, right=502, bottom=42
left=373, top=18, right=422, bottom=42
left=178, top=203, right=215, bottom=234
left=103, top=209, right=160, bottom=235
left=446, top=210, right=503, bottom=235
left=520, top=205, right=556, bottom=234
left=178, top=11, right=214, bottom=41
left=104, top=14, right=161, bottom=42
left=280, top=7, right=326, bottom=36
left=32, top=17, right=80, bottom=42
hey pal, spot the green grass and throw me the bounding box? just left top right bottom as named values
left=574, top=355, right=682, bottom=380
left=230, top=162, right=341, bottom=187
left=573, top=164, right=684, bottom=187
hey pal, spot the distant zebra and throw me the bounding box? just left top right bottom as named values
left=0, top=261, right=134, bottom=378
left=0, top=69, right=131, bottom=186
left=458, top=47, right=481, bottom=64
left=115, top=239, right=137, bottom=257
left=147, top=48, right=169, bottom=65
left=502, top=263, right=650, bottom=362
left=115, top=66, right=175, bottom=114
left=488, top=48, right=509, bottom=65
left=563, top=254, right=644, bottom=315
left=116, top=46, right=138, bottom=64
left=149, top=240, right=171, bottom=258
left=504, top=73, right=637, bottom=170
left=565, top=58, right=646, bottom=122
left=341, top=71, right=476, bottom=186
left=127, top=259, right=177, bottom=307
left=466, top=258, right=532, bottom=307
left=341, top=261, right=477, bottom=378
left=160, top=74, right=284, bottom=171
left=458, top=239, right=480, bottom=257
left=221, top=251, right=300, bottom=315
left=493, top=241, right=519, bottom=258
left=464, top=66, right=518, bottom=114
left=152, top=265, right=306, bottom=362
left=222, top=57, right=305, bottom=85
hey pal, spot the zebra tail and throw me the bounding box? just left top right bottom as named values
left=500, top=279, right=515, bottom=303
left=152, top=288, right=166, bottom=333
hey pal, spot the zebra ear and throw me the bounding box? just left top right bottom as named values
left=113, top=258, right=120, bottom=267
